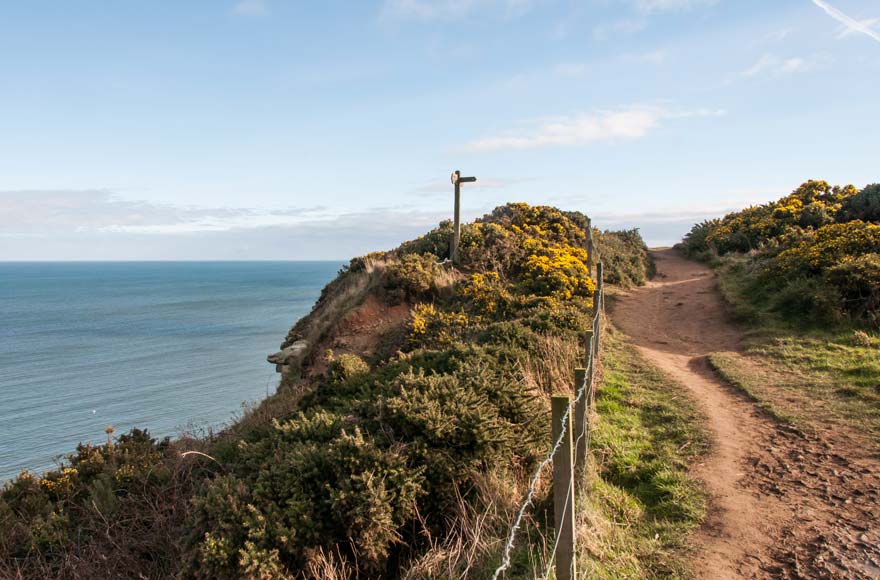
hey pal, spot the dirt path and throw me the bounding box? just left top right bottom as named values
left=610, top=248, right=880, bottom=579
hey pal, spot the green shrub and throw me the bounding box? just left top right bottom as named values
left=327, top=353, right=370, bottom=384
left=826, top=254, right=880, bottom=326
left=395, top=220, right=453, bottom=258
left=597, top=229, right=655, bottom=286
left=770, top=277, right=842, bottom=325
left=382, top=253, right=444, bottom=303
left=838, top=183, right=880, bottom=223
left=2, top=201, right=654, bottom=579
left=682, top=179, right=879, bottom=327
left=680, top=219, right=720, bottom=256
left=772, top=221, right=880, bottom=275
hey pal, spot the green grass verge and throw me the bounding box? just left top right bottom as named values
left=705, top=352, right=800, bottom=428
left=574, top=325, right=710, bottom=579
left=706, top=256, right=880, bottom=441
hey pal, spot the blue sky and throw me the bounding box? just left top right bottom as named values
left=1, top=0, right=878, bottom=259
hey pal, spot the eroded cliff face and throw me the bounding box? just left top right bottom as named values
left=268, top=255, right=457, bottom=386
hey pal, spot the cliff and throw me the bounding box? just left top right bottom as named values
left=0, top=203, right=652, bottom=579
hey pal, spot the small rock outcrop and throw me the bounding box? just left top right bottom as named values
left=267, top=340, right=309, bottom=373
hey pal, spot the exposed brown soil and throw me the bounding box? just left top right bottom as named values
left=610, top=248, right=880, bottom=579
left=304, top=294, right=412, bottom=378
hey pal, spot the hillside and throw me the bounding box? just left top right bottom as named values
left=3, top=204, right=699, bottom=579
left=674, top=181, right=880, bottom=441
left=680, top=180, right=880, bottom=328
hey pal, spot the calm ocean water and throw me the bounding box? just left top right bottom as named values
left=0, top=261, right=342, bottom=482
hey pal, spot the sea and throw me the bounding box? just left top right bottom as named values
left=0, top=261, right=342, bottom=483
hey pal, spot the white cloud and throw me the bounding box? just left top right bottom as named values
left=414, top=176, right=534, bottom=194
left=381, top=0, right=532, bottom=20
left=630, top=0, right=718, bottom=15
left=553, top=62, right=588, bottom=77
left=836, top=17, right=880, bottom=39
left=811, top=0, right=880, bottom=44
left=233, top=0, right=268, bottom=16
left=593, top=18, right=647, bottom=41
left=623, top=48, right=669, bottom=64
left=741, top=53, right=829, bottom=77
left=766, top=27, right=794, bottom=41
left=0, top=190, right=329, bottom=236
left=0, top=190, right=487, bottom=260
left=463, top=106, right=723, bottom=152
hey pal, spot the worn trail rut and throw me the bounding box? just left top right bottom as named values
left=610, top=248, right=880, bottom=579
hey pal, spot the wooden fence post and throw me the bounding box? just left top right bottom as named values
left=573, top=368, right=589, bottom=482
left=594, top=262, right=603, bottom=358
left=586, top=219, right=594, bottom=277
left=583, top=329, right=594, bottom=370
left=551, top=396, right=578, bottom=580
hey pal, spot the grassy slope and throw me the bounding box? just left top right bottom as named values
left=485, top=319, right=710, bottom=579
left=576, top=325, right=709, bottom=579
left=489, top=323, right=710, bottom=580
left=705, top=258, right=880, bottom=441
left=676, top=180, right=880, bottom=442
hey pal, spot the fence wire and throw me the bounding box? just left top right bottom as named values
left=491, top=253, right=603, bottom=580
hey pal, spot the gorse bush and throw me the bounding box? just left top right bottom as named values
left=382, top=252, right=446, bottom=303
left=772, top=221, right=880, bottom=275
left=838, top=183, right=880, bottom=222
left=679, top=180, right=880, bottom=327
left=1, top=202, right=653, bottom=579
left=596, top=228, right=656, bottom=287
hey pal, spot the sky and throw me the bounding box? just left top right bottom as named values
left=1, top=0, right=878, bottom=260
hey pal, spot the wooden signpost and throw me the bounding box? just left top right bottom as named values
left=450, top=170, right=477, bottom=265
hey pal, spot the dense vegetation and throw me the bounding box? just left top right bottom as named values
left=1, top=204, right=676, bottom=579
left=680, top=180, right=880, bottom=327
left=678, top=180, right=880, bottom=448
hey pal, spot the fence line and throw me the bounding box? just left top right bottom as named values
left=492, top=225, right=603, bottom=579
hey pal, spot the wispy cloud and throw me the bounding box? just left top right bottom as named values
left=381, top=0, right=532, bottom=20
left=811, top=0, right=880, bottom=44
left=0, top=190, right=328, bottom=235
left=463, top=106, right=724, bottom=152
left=836, top=18, right=880, bottom=38
left=593, top=18, right=647, bottom=41
left=766, top=27, right=794, bottom=41
left=414, top=176, right=534, bottom=194
left=630, top=0, right=718, bottom=15
left=0, top=190, right=483, bottom=260
left=622, top=48, right=669, bottom=64
left=553, top=62, right=588, bottom=77
left=233, top=0, right=268, bottom=16
left=594, top=0, right=715, bottom=39
left=741, top=53, right=829, bottom=77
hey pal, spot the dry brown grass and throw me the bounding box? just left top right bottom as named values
left=517, top=333, right=583, bottom=399
left=399, top=469, right=548, bottom=580
left=303, top=546, right=358, bottom=580
left=0, top=442, right=213, bottom=580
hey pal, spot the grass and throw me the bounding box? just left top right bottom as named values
left=572, top=324, right=709, bottom=579
left=705, top=352, right=801, bottom=428
left=399, top=322, right=711, bottom=580
left=706, top=256, right=880, bottom=442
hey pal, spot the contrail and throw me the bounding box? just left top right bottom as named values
left=811, top=0, right=880, bottom=43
